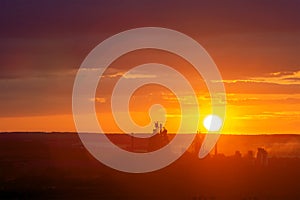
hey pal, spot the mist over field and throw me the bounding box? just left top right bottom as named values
left=1, top=132, right=300, bottom=199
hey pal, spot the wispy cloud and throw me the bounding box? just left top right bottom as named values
left=105, top=72, right=124, bottom=78
left=233, top=111, right=300, bottom=120
left=101, top=70, right=157, bottom=79
left=89, top=97, right=106, bottom=103
left=123, top=73, right=157, bottom=79
left=226, top=93, right=300, bottom=105
left=216, top=70, right=300, bottom=85
left=102, top=72, right=156, bottom=79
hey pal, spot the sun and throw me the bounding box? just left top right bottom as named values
left=203, top=114, right=223, bottom=132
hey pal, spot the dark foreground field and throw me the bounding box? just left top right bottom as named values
left=0, top=133, right=300, bottom=200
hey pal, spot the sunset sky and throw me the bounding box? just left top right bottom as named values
left=0, top=0, right=300, bottom=134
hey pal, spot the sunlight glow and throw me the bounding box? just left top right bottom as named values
left=203, top=114, right=223, bottom=132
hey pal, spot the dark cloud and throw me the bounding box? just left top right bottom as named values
left=1, top=0, right=300, bottom=38
left=0, top=0, right=300, bottom=117
left=0, top=75, right=74, bottom=117
left=1, top=0, right=299, bottom=78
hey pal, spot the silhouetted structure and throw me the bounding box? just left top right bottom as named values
left=247, top=150, right=254, bottom=159
left=256, top=147, right=268, bottom=166
left=192, top=132, right=202, bottom=154
left=214, top=142, right=218, bottom=156
left=149, top=122, right=169, bottom=151
left=234, top=150, right=242, bottom=159
left=245, top=150, right=255, bottom=165
left=153, top=121, right=160, bottom=134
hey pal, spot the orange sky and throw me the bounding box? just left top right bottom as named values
left=0, top=1, right=300, bottom=134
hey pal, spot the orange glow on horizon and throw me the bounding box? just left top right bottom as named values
left=1, top=37, right=299, bottom=134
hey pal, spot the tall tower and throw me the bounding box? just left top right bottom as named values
left=214, top=142, right=218, bottom=156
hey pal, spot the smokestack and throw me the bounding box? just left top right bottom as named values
left=155, top=121, right=159, bottom=129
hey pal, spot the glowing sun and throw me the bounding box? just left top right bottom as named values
left=203, top=114, right=223, bottom=132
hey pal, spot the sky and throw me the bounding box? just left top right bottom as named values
left=0, top=0, right=300, bottom=134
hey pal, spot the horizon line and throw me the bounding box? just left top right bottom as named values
left=1, top=131, right=300, bottom=136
